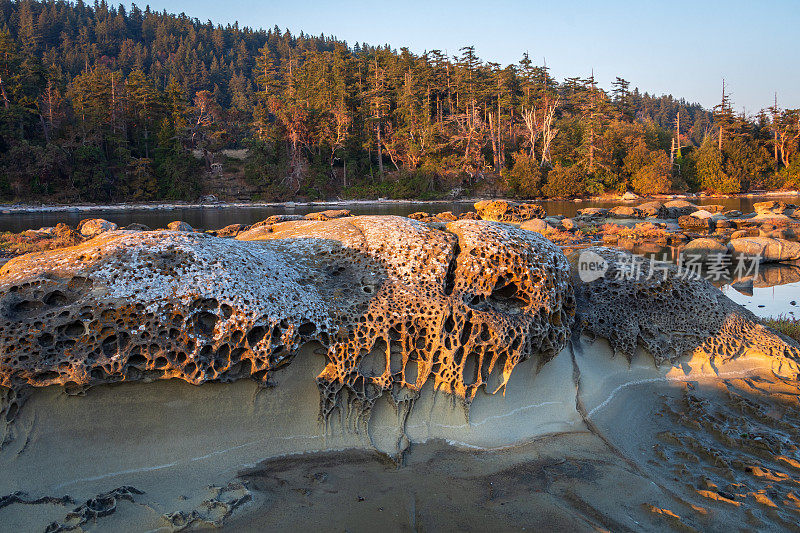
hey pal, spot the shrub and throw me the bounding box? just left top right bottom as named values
left=541, top=164, right=586, bottom=198
left=502, top=151, right=543, bottom=197
left=631, top=151, right=672, bottom=195
left=696, top=138, right=741, bottom=193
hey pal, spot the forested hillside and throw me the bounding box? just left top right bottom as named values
left=0, top=0, right=798, bottom=203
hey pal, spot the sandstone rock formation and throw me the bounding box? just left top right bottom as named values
left=728, top=237, right=800, bottom=263
left=473, top=200, right=546, bottom=223
left=663, top=200, right=699, bottom=218
left=569, top=247, right=800, bottom=368
left=0, top=216, right=575, bottom=428
left=303, top=209, right=352, bottom=221
left=636, top=201, right=667, bottom=218
left=78, top=219, right=118, bottom=238
left=167, top=221, right=194, bottom=232
left=682, top=238, right=729, bottom=261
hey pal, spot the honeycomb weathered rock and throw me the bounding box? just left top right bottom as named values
left=569, top=247, right=800, bottom=368
left=0, top=216, right=575, bottom=429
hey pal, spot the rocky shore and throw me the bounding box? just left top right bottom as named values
left=1, top=207, right=800, bottom=531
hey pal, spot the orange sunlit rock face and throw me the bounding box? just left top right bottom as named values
left=0, top=216, right=575, bottom=425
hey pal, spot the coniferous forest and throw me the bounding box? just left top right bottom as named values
left=0, top=0, right=798, bottom=203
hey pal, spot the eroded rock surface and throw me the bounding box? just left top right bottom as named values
left=569, top=247, right=800, bottom=369
left=473, top=200, right=546, bottom=223
left=0, top=216, right=574, bottom=426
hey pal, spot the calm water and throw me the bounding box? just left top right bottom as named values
left=1, top=194, right=798, bottom=233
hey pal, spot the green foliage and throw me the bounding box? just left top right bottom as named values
left=541, top=164, right=587, bottom=198
left=0, top=0, right=793, bottom=204
left=154, top=122, right=202, bottom=200
left=696, top=138, right=741, bottom=194
left=502, top=151, right=543, bottom=197
left=631, top=151, right=672, bottom=195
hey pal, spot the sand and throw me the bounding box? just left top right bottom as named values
left=2, top=338, right=799, bottom=531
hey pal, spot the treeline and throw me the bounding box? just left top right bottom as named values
left=0, top=0, right=798, bottom=203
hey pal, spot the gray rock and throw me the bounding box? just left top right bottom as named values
left=167, top=221, right=194, bottom=232
left=79, top=218, right=119, bottom=238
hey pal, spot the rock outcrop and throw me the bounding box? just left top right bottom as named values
left=78, top=219, right=118, bottom=238
left=682, top=238, right=729, bottom=261
left=167, top=221, right=194, bottom=232
left=473, top=200, right=546, bottom=223
left=569, top=247, right=800, bottom=368
left=727, top=237, right=800, bottom=263
left=0, top=216, right=575, bottom=426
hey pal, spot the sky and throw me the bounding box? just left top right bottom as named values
left=143, top=0, right=799, bottom=113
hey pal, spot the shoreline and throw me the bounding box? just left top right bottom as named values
left=1, top=190, right=798, bottom=214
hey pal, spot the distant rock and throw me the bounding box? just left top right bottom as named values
left=123, top=223, right=151, bottom=231
left=167, top=221, right=194, bottom=232
left=214, top=224, right=247, bottom=237
left=79, top=218, right=118, bottom=238
left=663, top=200, right=699, bottom=218
left=683, top=238, right=729, bottom=261
left=621, top=191, right=639, bottom=201
left=519, top=218, right=552, bottom=233
left=473, top=200, right=545, bottom=222
left=753, top=200, right=796, bottom=216
left=728, top=237, right=800, bottom=263
left=435, top=211, right=459, bottom=222
left=636, top=201, right=667, bottom=218
left=678, top=215, right=713, bottom=231
left=199, top=194, right=220, bottom=204
left=576, top=207, right=610, bottom=219
left=610, top=206, right=642, bottom=218
left=304, top=209, right=352, bottom=221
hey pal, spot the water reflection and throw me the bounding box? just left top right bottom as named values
left=607, top=239, right=799, bottom=318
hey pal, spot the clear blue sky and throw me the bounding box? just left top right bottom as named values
left=143, top=0, right=799, bottom=113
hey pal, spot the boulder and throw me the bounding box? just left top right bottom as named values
left=473, top=200, right=545, bottom=222
left=79, top=218, right=118, bottom=238
left=753, top=201, right=796, bottom=216
left=610, top=206, right=642, bottom=218
left=519, top=218, right=553, bottom=233
left=304, top=209, right=352, bottom=221
left=561, top=218, right=577, bottom=230
left=407, top=212, right=429, bottom=221
left=568, top=246, right=799, bottom=365
left=683, top=238, right=730, bottom=262
left=701, top=204, right=726, bottom=214
left=621, top=191, right=639, bottom=201
left=663, top=200, right=699, bottom=218
left=636, top=201, right=667, bottom=218
left=167, top=221, right=194, bottom=232
left=251, top=214, right=304, bottom=229
left=0, top=217, right=575, bottom=417
left=123, top=223, right=152, bottom=231
left=730, top=229, right=754, bottom=240
left=215, top=224, right=247, bottom=238
left=678, top=215, right=713, bottom=231
left=435, top=211, right=459, bottom=222
left=728, top=237, right=800, bottom=263
left=761, top=227, right=798, bottom=241
left=457, top=211, right=481, bottom=220
left=576, top=207, right=610, bottom=219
